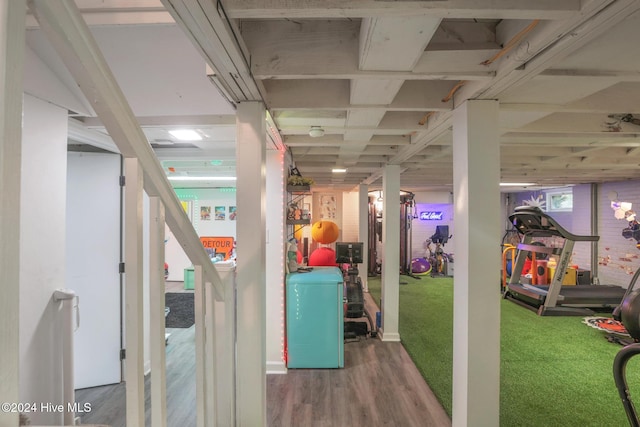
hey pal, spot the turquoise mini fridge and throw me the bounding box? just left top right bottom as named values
left=286, top=266, right=344, bottom=368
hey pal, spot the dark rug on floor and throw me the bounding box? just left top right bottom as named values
left=165, top=292, right=194, bottom=328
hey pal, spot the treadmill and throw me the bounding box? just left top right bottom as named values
left=503, top=206, right=626, bottom=316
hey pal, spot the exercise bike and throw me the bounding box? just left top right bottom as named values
left=427, top=226, right=452, bottom=277
left=411, top=226, right=453, bottom=277
left=336, top=242, right=377, bottom=339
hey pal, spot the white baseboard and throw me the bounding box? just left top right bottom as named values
left=379, top=329, right=401, bottom=342
left=266, top=360, right=287, bottom=375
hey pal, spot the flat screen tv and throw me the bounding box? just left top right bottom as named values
left=335, top=242, right=364, bottom=264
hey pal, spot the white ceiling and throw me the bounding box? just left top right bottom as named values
left=23, top=0, right=640, bottom=193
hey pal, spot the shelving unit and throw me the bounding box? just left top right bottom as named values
left=286, top=185, right=311, bottom=238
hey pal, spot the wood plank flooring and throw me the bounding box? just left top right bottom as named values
left=75, top=326, right=196, bottom=427
left=268, top=337, right=450, bottom=427
left=269, top=292, right=451, bottom=427
left=75, top=290, right=451, bottom=427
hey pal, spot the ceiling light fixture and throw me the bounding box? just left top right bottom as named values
left=169, top=129, right=202, bottom=141
left=168, top=176, right=236, bottom=181
left=309, top=126, right=325, bottom=138
left=332, top=168, right=347, bottom=173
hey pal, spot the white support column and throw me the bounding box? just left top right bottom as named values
left=124, top=158, right=145, bottom=427
left=452, top=100, right=501, bottom=427
left=149, top=197, right=167, bottom=427
left=358, top=184, right=369, bottom=292
left=380, top=165, right=401, bottom=342
left=265, top=149, right=286, bottom=374
left=194, top=264, right=208, bottom=427
left=0, top=1, right=24, bottom=425
left=235, top=101, right=267, bottom=426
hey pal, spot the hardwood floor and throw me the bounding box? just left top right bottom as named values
left=269, top=292, right=451, bottom=427
left=75, top=288, right=451, bottom=427
left=75, top=326, right=196, bottom=427
left=268, top=337, right=450, bottom=427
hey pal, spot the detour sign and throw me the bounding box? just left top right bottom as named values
left=200, top=236, right=234, bottom=260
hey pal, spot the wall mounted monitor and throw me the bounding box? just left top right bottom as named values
left=335, top=242, right=364, bottom=264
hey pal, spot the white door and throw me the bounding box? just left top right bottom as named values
left=66, top=152, right=122, bottom=388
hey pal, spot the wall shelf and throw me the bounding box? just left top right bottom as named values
left=286, top=185, right=312, bottom=240
left=286, top=219, right=311, bottom=225
left=287, top=185, right=311, bottom=194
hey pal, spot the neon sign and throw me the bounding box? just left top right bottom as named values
left=419, top=211, right=444, bottom=220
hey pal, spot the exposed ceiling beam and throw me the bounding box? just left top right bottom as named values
left=358, top=16, right=440, bottom=71
left=254, top=69, right=494, bottom=82
left=162, top=0, right=262, bottom=103
left=284, top=135, right=410, bottom=147
left=241, top=20, right=496, bottom=81
left=82, top=114, right=237, bottom=128
left=265, top=80, right=455, bottom=112
left=357, top=0, right=635, bottom=186
left=500, top=103, right=640, bottom=115
left=461, top=0, right=640, bottom=102
left=224, top=0, right=580, bottom=20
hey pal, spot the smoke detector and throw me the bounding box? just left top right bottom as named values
left=309, top=126, right=325, bottom=137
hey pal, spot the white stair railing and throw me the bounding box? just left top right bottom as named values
left=27, top=2, right=230, bottom=426
left=53, top=289, right=79, bottom=426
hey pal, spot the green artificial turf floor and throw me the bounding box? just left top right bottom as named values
left=367, top=274, right=640, bottom=426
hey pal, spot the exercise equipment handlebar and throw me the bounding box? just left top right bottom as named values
left=614, top=343, right=640, bottom=427
left=509, top=206, right=599, bottom=242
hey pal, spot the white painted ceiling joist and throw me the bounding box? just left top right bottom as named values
left=224, top=0, right=580, bottom=20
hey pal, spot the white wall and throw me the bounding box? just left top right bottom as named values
left=598, top=180, right=640, bottom=287
left=265, top=150, right=285, bottom=373
left=341, top=191, right=359, bottom=242
left=165, top=188, right=236, bottom=281
left=414, top=191, right=452, bottom=204
left=19, top=94, right=68, bottom=426
left=569, top=184, right=593, bottom=272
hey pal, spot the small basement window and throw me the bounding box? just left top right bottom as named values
left=546, top=188, right=573, bottom=212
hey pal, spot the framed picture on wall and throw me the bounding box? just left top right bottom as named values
left=229, top=206, right=237, bottom=220
left=319, top=194, right=337, bottom=219
left=215, top=206, right=226, bottom=220
left=200, top=206, right=211, bottom=221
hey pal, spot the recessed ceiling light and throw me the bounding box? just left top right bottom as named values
left=169, top=129, right=202, bottom=141
left=332, top=168, right=347, bottom=173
